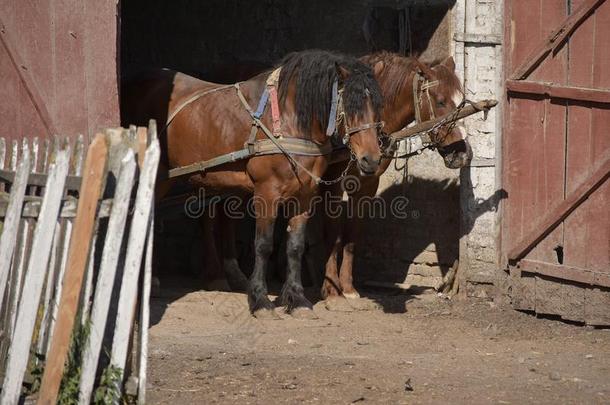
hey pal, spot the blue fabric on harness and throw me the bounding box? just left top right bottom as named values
left=254, top=88, right=270, bottom=119
left=326, top=80, right=339, bottom=136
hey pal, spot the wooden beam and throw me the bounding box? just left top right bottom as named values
left=516, top=259, right=610, bottom=288
left=506, top=79, right=610, bottom=103
left=454, top=32, right=502, bottom=45
left=508, top=150, right=610, bottom=262
left=510, top=0, right=606, bottom=80
left=38, top=134, right=108, bottom=405
left=0, top=169, right=82, bottom=190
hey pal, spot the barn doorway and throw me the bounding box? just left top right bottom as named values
left=119, top=0, right=459, bottom=297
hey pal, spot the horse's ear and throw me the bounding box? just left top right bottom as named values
left=373, top=60, right=384, bottom=76
left=415, top=61, right=435, bottom=81
left=337, top=64, right=350, bottom=81
left=442, top=56, right=456, bottom=72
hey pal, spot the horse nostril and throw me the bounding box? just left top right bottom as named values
left=359, top=155, right=379, bottom=174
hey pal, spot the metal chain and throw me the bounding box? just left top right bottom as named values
left=318, top=148, right=357, bottom=186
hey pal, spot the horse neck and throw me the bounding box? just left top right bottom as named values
left=379, top=70, right=417, bottom=134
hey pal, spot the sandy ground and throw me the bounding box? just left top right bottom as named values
left=146, top=280, right=610, bottom=404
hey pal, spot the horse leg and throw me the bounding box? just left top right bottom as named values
left=218, top=212, right=248, bottom=291
left=200, top=214, right=230, bottom=291
left=338, top=178, right=380, bottom=299
left=339, top=218, right=359, bottom=299
left=321, top=215, right=343, bottom=299
left=278, top=213, right=316, bottom=318
left=248, top=201, right=278, bottom=319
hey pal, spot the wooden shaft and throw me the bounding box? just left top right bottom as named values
left=389, top=99, right=498, bottom=142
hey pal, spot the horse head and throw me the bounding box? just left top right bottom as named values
left=417, top=56, right=473, bottom=169
left=278, top=50, right=384, bottom=176
left=363, top=53, right=473, bottom=169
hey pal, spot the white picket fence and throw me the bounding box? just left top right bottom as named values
left=0, top=122, right=159, bottom=404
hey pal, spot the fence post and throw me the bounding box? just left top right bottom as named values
left=0, top=146, right=30, bottom=310
left=110, top=139, right=159, bottom=390
left=37, top=134, right=108, bottom=405
left=78, top=150, right=137, bottom=405
left=137, top=120, right=156, bottom=404
left=0, top=147, right=71, bottom=405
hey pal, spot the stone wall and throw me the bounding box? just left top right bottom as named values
left=454, top=0, right=504, bottom=297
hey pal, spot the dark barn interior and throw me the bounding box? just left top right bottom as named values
left=120, top=0, right=460, bottom=292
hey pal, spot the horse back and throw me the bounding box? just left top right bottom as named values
left=120, top=68, right=223, bottom=129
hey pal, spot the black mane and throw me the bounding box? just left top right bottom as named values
left=278, top=50, right=383, bottom=136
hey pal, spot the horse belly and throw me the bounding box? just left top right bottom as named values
left=186, top=169, right=254, bottom=196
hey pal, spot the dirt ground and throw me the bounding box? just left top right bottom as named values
left=146, top=279, right=610, bottom=404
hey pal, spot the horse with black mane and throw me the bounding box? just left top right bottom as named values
left=121, top=50, right=384, bottom=318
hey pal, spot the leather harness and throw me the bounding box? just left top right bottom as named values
left=165, top=69, right=383, bottom=182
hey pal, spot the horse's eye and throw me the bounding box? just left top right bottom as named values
left=437, top=100, right=446, bottom=107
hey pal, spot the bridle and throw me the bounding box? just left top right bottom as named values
left=413, top=70, right=439, bottom=125
left=316, top=85, right=385, bottom=185
left=333, top=88, right=385, bottom=145
left=382, top=70, right=469, bottom=162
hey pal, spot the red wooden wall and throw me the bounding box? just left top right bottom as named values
left=0, top=0, right=119, bottom=142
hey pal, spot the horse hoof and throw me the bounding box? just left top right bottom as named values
left=252, top=308, right=281, bottom=320
left=290, top=307, right=318, bottom=320
left=342, top=291, right=361, bottom=300
left=321, top=281, right=341, bottom=300
left=324, top=297, right=354, bottom=312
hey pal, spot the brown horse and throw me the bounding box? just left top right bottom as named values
left=122, top=50, right=384, bottom=318
left=320, top=52, right=473, bottom=300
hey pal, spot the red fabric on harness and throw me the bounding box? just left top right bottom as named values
left=268, top=86, right=282, bottom=136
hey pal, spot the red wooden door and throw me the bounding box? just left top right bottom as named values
left=0, top=0, right=119, bottom=141
left=503, top=0, right=610, bottom=325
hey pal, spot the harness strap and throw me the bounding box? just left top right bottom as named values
left=326, top=79, right=339, bottom=136
left=165, top=84, right=235, bottom=127
left=345, top=121, right=385, bottom=136
left=268, top=87, right=282, bottom=136
left=168, top=76, right=333, bottom=180
left=413, top=71, right=440, bottom=124
left=168, top=137, right=331, bottom=178
left=234, top=83, right=254, bottom=116
left=253, top=88, right=269, bottom=119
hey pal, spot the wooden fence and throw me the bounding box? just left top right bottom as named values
left=0, top=122, right=159, bottom=404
